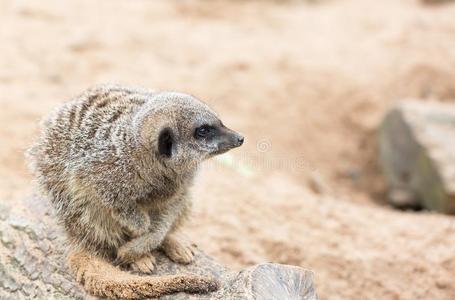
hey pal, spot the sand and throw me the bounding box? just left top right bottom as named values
left=1, top=0, right=455, bottom=299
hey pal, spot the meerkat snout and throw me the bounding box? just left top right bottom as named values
left=193, top=122, right=244, bottom=156
left=237, top=135, right=245, bottom=145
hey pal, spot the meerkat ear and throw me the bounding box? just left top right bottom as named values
left=158, top=127, right=174, bottom=157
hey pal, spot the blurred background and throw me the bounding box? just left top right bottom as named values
left=1, top=0, right=455, bottom=299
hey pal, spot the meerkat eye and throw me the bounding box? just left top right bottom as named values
left=194, top=125, right=212, bottom=139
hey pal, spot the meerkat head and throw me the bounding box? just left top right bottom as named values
left=133, top=92, right=244, bottom=172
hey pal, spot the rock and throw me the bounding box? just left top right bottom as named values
left=378, top=100, right=455, bottom=213
left=387, top=188, right=419, bottom=209
left=421, top=0, right=455, bottom=5
left=0, top=197, right=317, bottom=299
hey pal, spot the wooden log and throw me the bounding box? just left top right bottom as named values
left=0, top=197, right=317, bottom=299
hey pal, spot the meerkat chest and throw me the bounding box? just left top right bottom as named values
left=141, top=172, right=193, bottom=204
left=137, top=181, right=182, bottom=209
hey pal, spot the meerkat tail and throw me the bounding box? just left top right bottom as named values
left=67, top=250, right=219, bottom=300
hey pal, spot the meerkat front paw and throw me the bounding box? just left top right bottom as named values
left=114, top=240, right=142, bottom=266
left=161, top=234, right=196, bottom=265
left=130, top=253, right=156, bottom=274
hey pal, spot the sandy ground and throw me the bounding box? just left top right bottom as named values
left=1, top=0, right=455, bottom=299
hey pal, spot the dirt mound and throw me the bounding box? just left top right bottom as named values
left=190, top=168, right=455, bottom=300
left=391, top=64, right=455, bottom=102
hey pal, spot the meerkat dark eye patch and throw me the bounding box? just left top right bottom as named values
left=194, top=125, right=215, bottom=139
left=158, top=127, right=174, bottom=157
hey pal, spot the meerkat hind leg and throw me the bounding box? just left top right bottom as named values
left=130, top=253, right=156, bottom=274
left=161, top=233, right=196, bottom=264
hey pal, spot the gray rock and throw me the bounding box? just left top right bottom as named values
left=379, top=100, right=455, bottom=213
left=0, top=197, right=317, bottom=299
left=421, top=0, right=455, bottom=5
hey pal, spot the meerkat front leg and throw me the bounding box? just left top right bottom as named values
left=108, top=199, right=151, bottom=238
left=114, top=229, right=165, bottom=266
left=114, top=205, right=178, bottom=266
left=114, top=196, right=195, bottom=270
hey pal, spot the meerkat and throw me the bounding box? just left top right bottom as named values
left=26, top=84, right=244, bottom=299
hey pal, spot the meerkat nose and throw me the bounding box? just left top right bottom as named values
left=237, top=136, right=244, bottom=146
